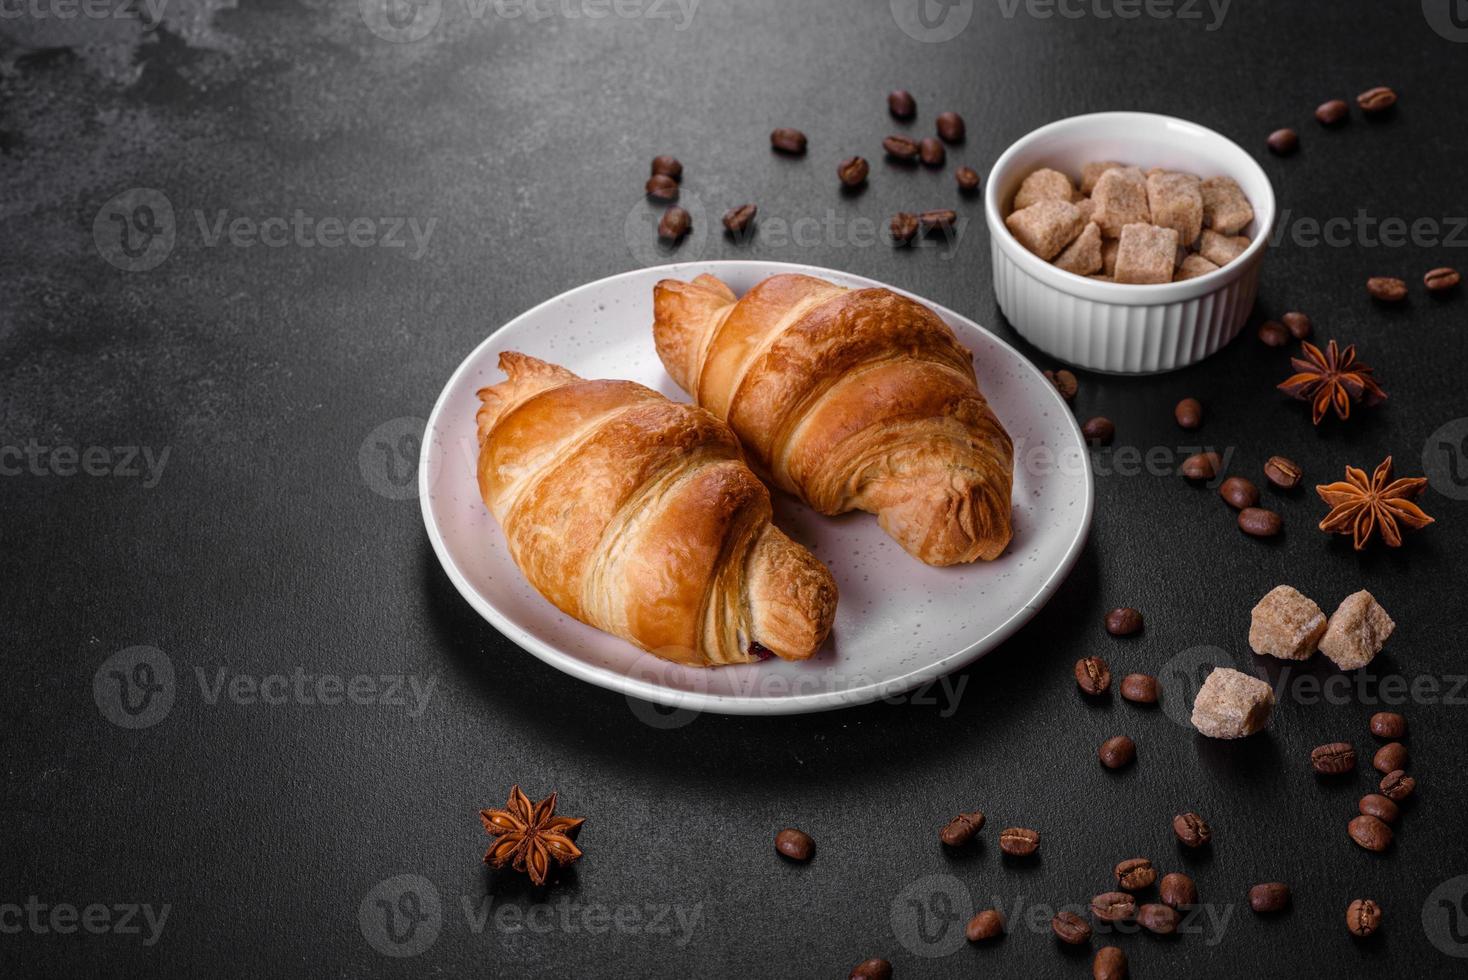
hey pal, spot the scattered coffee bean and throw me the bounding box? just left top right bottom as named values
left=1348, top=814, right=1393, bottom=852
left=920, top=137, right=946, bottom=167
left=936, top=111, right=966, bottom=143
left=1316, top=99, right=1349, bottom=125
left=1367, top=277, right=1408, bottom=302
left=1105, top=607, right=1143, bottom=636
left=883, top=135, right=920, bottom=161
left=1369, top=711, right=1406, bottom=739
left=1045, top=368, right=1078, bottom=402
left=658, top=206, right=692, bottom=242
left=645, top=174, right=680, bottom=202
left=1090, top=891, right=1136, bottom=923
left=1219, top=476, right=1260, bottom=510
left=1311, top=742, right=1356, bottom=775
left=1099, top=735, right=1136, bottom=769
left=998, top=827, right=1040, bottom=857
left=956, top=166, right=981, bottom=193
left=890, top=212, right=919, bottom=246
left=919, top=209, right=958, bottom=232
left=1346, top=899, right=1382, bottom=938
left=1282, top=311, right=1313, bottom=339
left=888, top=89, right=917, bottom=120
left=1137, top=903, right=1179, bottom=935
left=1238, top=507, right=1283, bottom=538
left=966, top=909, right=1006, bottom=942
left=770, top=128, right=807, bottom=155
left=1267, top=128, right=1299, bottom=155
left=1257, top=320, right=1289, bottom=346
left=1075, top=656, right=1112, bottom=696
left=1359, top=794, right=1400, bottom=824
left=1263, top=455, right=1303, bottom=490
left=1115, top=857, right=1156, bottom=891
left=650, top=155, right=682, bottom=180
left=1379, top=770, right=1415, bottom=801
left=775, top=828, right=814, bottom=861
left=1249, top=882, right=1291, bottom=913
left=1092, top=945, right=1127, bottom=980
left=837, top=157, right=870, bottom=189
left=849, top=957, right=892, bottom=980
left=1159, top=872, right=1197, bottom=909
left=1181, top=451, right=1221, bottom=480
left=1120, top=674, right=1158, bottom=704
left=1372, top=741, right=1407, bottom=773
left=1174, top=397, right=1203, bottom=430
left=940, top=810, right=986, bottom=847
left=1357, top=86, right=1397, bottom=114
left=1082, top=417, right=1115, bottom=446
left=1425, top=267, right=1461, bottom=294
left=1173, top=812, right=1212, bottom=848
left=723, top=204, right=757, bottom=237
left=1051, top=910, right=1092, bottom=945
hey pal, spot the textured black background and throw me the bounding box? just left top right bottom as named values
left=4, top=0, right=1468, bottom=976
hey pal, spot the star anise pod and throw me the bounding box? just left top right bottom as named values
left=1316, top=456, right=1434, bottom=550
left=1278, top=340, right=1386, bottom=424
left=480, top=786, right=584, bottom=885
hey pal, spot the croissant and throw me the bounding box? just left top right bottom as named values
left=474, top=352, right=837, bottom=668
left=653, top=273, right=1014, bottom=566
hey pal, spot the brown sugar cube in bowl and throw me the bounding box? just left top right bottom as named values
left=1176, top=254, right=1220, bottom=281
left=1198, top=229, right=1251, bottom=268
left=1200, top=175, right=1255, bottom=235
left=1249, top=585, right=1327, bottom=660
left=1320, top=591, right=1394, bottom=670
left=1005, top=200, right=1085, bottom=261
left=1191, top=666, right=1274, bottom=738
left=1145, top=170, right=1204, bottom=244
left=1081, top=160, right=1124, bottom=195
left=1055, top=223, right=1104, bottom=276
left=1091, top=166, right=1151, bottom=238
left=1013, top=168, right=1078, bottom=210
left=1114, top=223, right=1180, bottom=284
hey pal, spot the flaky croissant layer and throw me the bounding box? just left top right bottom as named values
left=475, top=352, right=837, bottom=667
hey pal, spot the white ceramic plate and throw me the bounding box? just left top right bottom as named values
left=420, top=261, right=1093, bottom=715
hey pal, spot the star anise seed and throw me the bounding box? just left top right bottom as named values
left=1316, top=456, right=1434, bottom=550
left=1278, top=340, right=1386, bottom=425
left=480, top=785, right=585, bottom=885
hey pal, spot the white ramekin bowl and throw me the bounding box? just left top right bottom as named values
left=985, top=112, right=1276, bottom=374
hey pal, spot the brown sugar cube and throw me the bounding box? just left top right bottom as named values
left=1054, top=222, right=1104, bottom=276
left=1076, top=198, right=1095, bottom=224
left=1146, top=171, right=1204, bottom=245
left=1199, top=229, right=1251, bottom=267
left=1249, top=585, right=1327, bottom=660
left=1101, top=238, right=1119, bottom=276
left=1320, top=591, right=1395, bottom=670
left=1081, top=160, right=1125, bottom=195
left=1091, top=166, right=1150, bottom=238
left=1013, top=168, right=1078, bottom=210
left=1005, top=200, right=1085, bottom=261
left=1113, top=223, right=1180, bottom=285
left=1201, top=176, right=1255, bottom=235
left=1191, top=667, right=1275, bottom=739
left=1175, top=253, right=1220, bottom=281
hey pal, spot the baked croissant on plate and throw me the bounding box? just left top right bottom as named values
left=475, top=352, right=837, bottom=668
left=653, top=273, right=1014, bottom=566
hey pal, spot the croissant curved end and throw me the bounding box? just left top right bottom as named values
left=876, top=477, right=1014, bottom=566
left=743, top=525, right=838, bottom=660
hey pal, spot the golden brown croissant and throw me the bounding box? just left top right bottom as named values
left=474, top=352, right=837, bottom=667
left=653, top=273, right=1014, bottom=566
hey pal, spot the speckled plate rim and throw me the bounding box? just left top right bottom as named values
left=420, top=260, right=1094, bottom=715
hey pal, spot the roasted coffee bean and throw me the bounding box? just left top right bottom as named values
left=966, top=908, right=1006, bottom=942
left=919, top=209, right=958, bottom=232
left=837, top=156, right=870, bottom=188
left=651, top=155, right=683, bottom=180
left=940, top=810, right=986, bottom=846
left=1238, top=507, right=1283, bottom=538
left=936, top=111, right=966, bottom=143
left=1045, top=368, right=1078, bottom=402
left=849, top=957, right=892, bottom=980
left=883, top=135, right=920, bottom=161
left=1357, top=86, right=1397, bottom=113
left=1267, top=128, right=1299, bottom=155
left=920, top=137, right=946, bottom=167
left=1220, top=477, right=1260, bottom=510
left=658, top=206, right=692, bottom=242
left=1159, top=872, right=1197, bottom=909
left=1282, top=311, right=1313, bottom=339
left=1082, top=417, right=1115, bottom=446
left=1367, top=277, right=1408, bottom=302
left=1369, top=711, right=1406, bottom=739
left=1311, top=742, right=1356, bottom=774
left=771, top=128, right=808, bottom=155
left=956, top=166, right=981, bottom=193
left=1348, top=814, right=1393, bottom=852
left=1359, top=794, right=1400, bottom=824
left=1115, top=857, right=1156, bottom=891
left=1346, top=899, right=1382, bottom=938
left=1099, top=735, right=1136, bottom=769
left=1092, top=946, right=1127, bottom=980
left=1137, top=903, right=1178, bottom=935
left=1263, top=455, right=1303, bottom=490
left=1181, top=451, right=1221, bottom=480
left=1249, top=882, right=1290, bottom=913
left=1379, top=770, right=1416, bottom=801
left=775, top=828, right=814, bottom=861
left=1105, top=607, right=1143, bottom=636
left=1120, top=673, right=1158, bottom=704
left=890, top=212, right=919, bottom=245
left=723, top=204, right=758, bottom=237
left=1090, top=891, right=1136, bottom=923
left=888, top=89, right=917, bottom=120
left=1373, top=741, right=1407, bottom=773
left=1173, top=812, right=1212, bottom=848
left=1174, top=397, right=1203, bottom=430
left=1051, top=911, right=1092, bottom=945
left=999, top=827, right=1040, bottom=857
left=1075, top=656, right=1112, bottom=696
left=1316, top=99, right=1349, bottom=125
left=1425, top=267, right=1461, bottom=293
left=1257, top=320, right=1289, bottom=346
left=645, top=174, right=680, bottom=202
